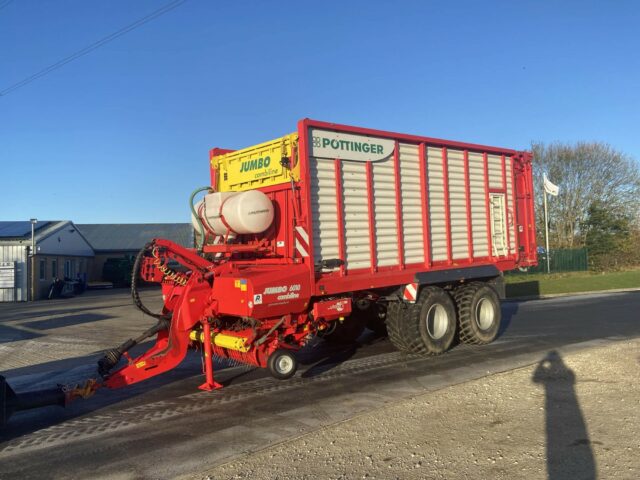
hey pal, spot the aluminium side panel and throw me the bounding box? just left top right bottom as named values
left=398, top=143, right=425, bottom=265
left=372, top=156, right=399, bottom=267
left=446, top=149, right=470, bottom=260
left=426, top=147, right=447, bottom=262
left=305, top=121, right=526, bottom=286
left=341, top=161, right=372, bottom=270
left=310, top=157, right=340, bottom=268
left=468, top=151, right=489, bottom=258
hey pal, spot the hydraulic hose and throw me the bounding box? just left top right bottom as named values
left=131, top=242, right=167, bottom=320
left=190, top=186, right=214, bottom=251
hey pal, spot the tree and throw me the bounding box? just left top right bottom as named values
left=531, top=141, right=640, bottom=249
left=582, top=202, right=632, bottom=269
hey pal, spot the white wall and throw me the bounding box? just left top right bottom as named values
left=0, top=245, right=27, bottom=302
left=37, top=226, right=94, bottom=257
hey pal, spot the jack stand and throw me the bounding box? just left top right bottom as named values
left=198, top=320, right=222, bottom=391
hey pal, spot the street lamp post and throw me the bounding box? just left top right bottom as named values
left=30, top=218, right=37, bottom=252
left=29, top=218, right=37, bottom=301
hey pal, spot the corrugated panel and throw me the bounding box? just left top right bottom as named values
left=341, top=161, right=371, bottom=270
left=447, top=149, right=470, bottom=260
left=468, top=152, right=489, bottom=257
left=372, top=157, right=399, bottom=267
left=398, top=143, right=424, bottom=265
left=0, top=246, right=27, bottom=302
left=426, top=147, right=447, bottom=262
left=310, top=145, right=508, bottom=272
left=310, top=157, right=340, bottom=269
left=505, top=158, right=516, bottom=254
left=487, top=154, right=504, bottom=189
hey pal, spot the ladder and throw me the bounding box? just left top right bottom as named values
left=489, top=194, right=508, bottom=257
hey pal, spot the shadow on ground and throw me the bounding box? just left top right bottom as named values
left=506, top=280, right=541, bottom=298
left=498, top=301, right=519, bottom=338
left=22, top=313, right=114, bottom=330
left=533, top=350, right=596, bottom=480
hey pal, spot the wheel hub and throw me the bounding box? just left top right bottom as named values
left=426, top=304, right=449, bottom=340
left=475, top=298, right=495, bottom=330
left=275, top=355, right=294, bottom=374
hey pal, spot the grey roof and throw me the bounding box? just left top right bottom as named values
left=76, top=224, right=194, bottom=252
left=0, top=221, right=56, bottom=239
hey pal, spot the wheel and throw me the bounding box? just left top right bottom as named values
left=454, top=282, right=501, bottom=345
left=322, top=314, right=366, bottom=344
left=401, top=286, right=457, bottom=355
left=267, top=349, right=298, bottom=380
left=386, top=301, right=412, bottom=352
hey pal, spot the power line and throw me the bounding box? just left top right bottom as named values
left=0, top=0, right=188, bottom=97
left=0, top=0, right=13, bottom=12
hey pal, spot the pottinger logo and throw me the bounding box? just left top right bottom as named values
left=310, top=129, right=395, bottom=162
left=312, top=136, right=385, bottom=155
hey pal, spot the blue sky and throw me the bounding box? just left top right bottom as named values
left=1, top=0, right=639, bottom=223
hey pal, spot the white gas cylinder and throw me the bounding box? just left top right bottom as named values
left=192, top=190, right=274, bottom=236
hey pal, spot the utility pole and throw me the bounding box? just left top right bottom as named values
left=542, top=173, right=559, bottom=275
left=543, top=191, right=550, bottom=273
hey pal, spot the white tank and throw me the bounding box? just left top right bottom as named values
left=192, top=190, right=274, bottom=236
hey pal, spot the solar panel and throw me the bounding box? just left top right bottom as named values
left=0, top=221, right=51, bottom=238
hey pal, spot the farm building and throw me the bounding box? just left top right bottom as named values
left=0, top=221, right=94, bottom=301
left=76, top=223, right=193, bottom=283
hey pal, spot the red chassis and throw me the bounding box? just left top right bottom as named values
left=101, top=239, right=341, bottom=391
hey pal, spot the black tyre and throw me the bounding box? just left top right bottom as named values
left=454, top=282, right=501, bottom=345
left=322, top=314, right=366, bottom=344
left=267, top=349, right=298, bottom=380
left=402, top=287, right=457, bottom=355
left=386, top=301, right=411, bottom=352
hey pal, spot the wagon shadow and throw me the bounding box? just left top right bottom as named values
left=298, top=329, right=382, bottom=378
left=0, top=344, right=203, bottom=443
left=497, top=301, right=520, bottom=339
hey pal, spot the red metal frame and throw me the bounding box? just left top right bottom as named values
left=297, top=119, right=536, bottom=296
left=300, top=119, right=520, bottom=156
left=501, top=154, right=512, bottom=258
left=510, top=156, right=519, bottom=255
left=209, top=148, right=235, bottom=186
left=482, top=152, right=493, bottom=259
left=418, top=143, right=431, bottom=267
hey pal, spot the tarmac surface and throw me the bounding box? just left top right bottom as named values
left=0, top=289, right=639, bottom=479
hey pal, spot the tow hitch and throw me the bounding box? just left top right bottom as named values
left=0, top=375, right=99, bottom=427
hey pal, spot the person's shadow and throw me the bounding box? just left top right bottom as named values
left=532, top=351, right=597, bottom=480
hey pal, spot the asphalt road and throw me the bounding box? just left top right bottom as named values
left=0, top=290, right=639, bottom=479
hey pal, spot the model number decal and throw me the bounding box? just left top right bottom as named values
left=263, top=284, right=301, bottom=301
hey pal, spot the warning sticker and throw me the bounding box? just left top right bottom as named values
left=235, top=279, right=248, bottom=292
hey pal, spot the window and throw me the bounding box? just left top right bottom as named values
left=51, top=259, right=57, bottom=279
left=39, top=259, right=46, bottom=281
left=64, top=260, right=71, bottom=279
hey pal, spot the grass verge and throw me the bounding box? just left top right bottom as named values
left=505, top=269, right=640, bottom=298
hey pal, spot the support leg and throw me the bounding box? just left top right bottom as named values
left=199, top=320, right=222, bottom=391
